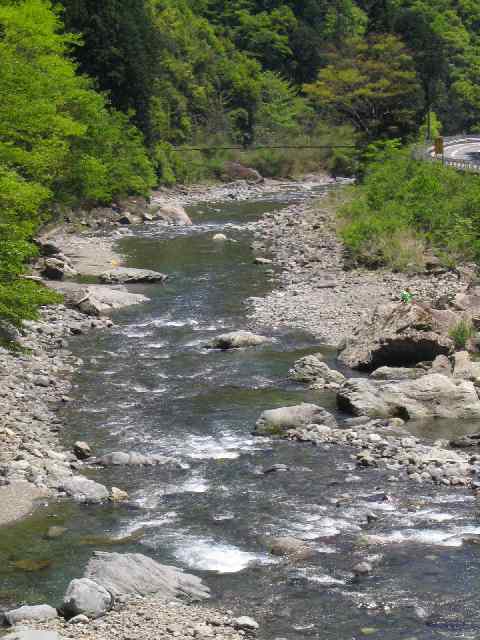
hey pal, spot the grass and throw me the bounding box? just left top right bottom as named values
left=449, top=319, right=476, bottom=350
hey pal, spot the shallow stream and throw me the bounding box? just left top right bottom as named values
left=3, top=187, right=480, bottom=639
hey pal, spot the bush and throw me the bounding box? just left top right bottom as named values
left=339, top=147, right=480, bottom=270
left=449, top=320, right=476, bottom=350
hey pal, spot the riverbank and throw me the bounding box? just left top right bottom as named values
left=250, top=195, right=469, bottom=345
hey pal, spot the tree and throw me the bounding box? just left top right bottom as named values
left=304, top=34, right=422, bottom=141
left=59, top=0, right=158, bottom=142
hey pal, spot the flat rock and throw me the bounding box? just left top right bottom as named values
left=47, top=282, right=148, bottom=314
left=63, top=578, right=113, bottom=619
left=97, top=451, right=178, bottom=467
left=255, top=403, right=337, bottom=436
left=5, top=605, right=58, bottom=625
left=208, top=331, right=271, bottom=350
left=59, top=476, right=109, bottom=504
left=84, top=551, right=210, bottom=601
left=99, top=268, right=167, bottom=285
left=338, top=374, right=480, bottom=421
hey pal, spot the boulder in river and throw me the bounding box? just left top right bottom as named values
left=289, top=355, right=345, bottom=386
left=268, top=536, right=314, bottom=560
left=99, top=268, right=167, bottom=285
left=150, top=203, right=192, bottom=226
left=208, top=331, right=271, bottom=350
left=73, top=441, right=91, bottom=460
left=337, top=374, right=480, bottom=421
left=97, top=451, right=179, bottom=467
left=62, top=578, right=113, bottom=619
left=59, top=476, right=109, bottom=504
left=338, top=302, right=457, bottom=371
left=4, top=605, right=58, bottom=626
left=255, top=402, right=337, bottom=436
left=84, top=551, right=210, bottom=601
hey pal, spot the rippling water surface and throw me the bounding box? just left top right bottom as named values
left=3, top=188, right=480, bottom=640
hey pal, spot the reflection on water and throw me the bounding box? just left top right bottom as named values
left=3, top=190, right=480, bottom=639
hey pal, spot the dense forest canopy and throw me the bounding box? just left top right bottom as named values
left=2, top=0, right=480, bottom=325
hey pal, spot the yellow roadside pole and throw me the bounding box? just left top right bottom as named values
left=434, top=137, right=444, bottom=164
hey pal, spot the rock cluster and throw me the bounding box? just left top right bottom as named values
left=3, top=553, right=254, bottom=640
left=0, top=306, right=113, bottom=500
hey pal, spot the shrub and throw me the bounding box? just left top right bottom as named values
left=449, top=320, right=476, bottom=350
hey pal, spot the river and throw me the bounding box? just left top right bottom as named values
left=2, top=186, right=480, bottom=640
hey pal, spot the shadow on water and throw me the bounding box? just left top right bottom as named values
left=4, top=188, right=480, bottom=639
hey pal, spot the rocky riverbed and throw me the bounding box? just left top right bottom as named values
left=250, top=195, right=470, bottom=344
left=5, top=175, right=480, bottom=640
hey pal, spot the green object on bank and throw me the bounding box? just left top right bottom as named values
left=401, top=290, right=414, bottom=304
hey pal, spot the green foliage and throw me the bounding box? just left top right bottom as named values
left=339, top=148, right=480, bottom=270
left=449, top=319, right=476, bottom=350
left=0, top=0, right=155, bottom=329
left=304, top=34, right=423, bottom=142
left=59, top=0, right=158, bottom=142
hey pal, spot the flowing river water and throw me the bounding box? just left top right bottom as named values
left=2, top=187, right=480, bottom=639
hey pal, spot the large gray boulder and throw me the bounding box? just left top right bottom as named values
left=150, top=203, right=192, bottom=226
left=84, top=552, right=210, bottom=601
left=59, top=476, right=109, bottom=504
left=290, top=356, right=345, bottom=387
left=208, top=331, right=271, bottom=350
left=48, top=282, right=149, bottom=314
left=4, top=605, right=58, bottom=626
left=97, top=452, right=178, bottom=467
left=338, top=374, right=480, bottom=421
left=255, top=403, right=337, bottom=436
left=339, top=302, right=456, bottom=371
left=62, top=578, right=113, bottom=619
left=99, top=268, right=167, bottom=285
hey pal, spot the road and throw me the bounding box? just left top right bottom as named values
left=442, top=139, right=480, bottom=164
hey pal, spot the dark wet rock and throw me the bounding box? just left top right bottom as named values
left=450, top=433, right=480, bottom=448
left=59, top=476, right=109, bottom=504
left=5, top=605, right=58, bottom=626
left=208, top=331, right=271, bottom=350
left=35, top=237, right=62, bottom=257
left=62, top=578, right=113, bottom=619
left=337, top=374, right=480, bottom=421
left=268, top=537, right=314, bottom=560
left=99, top=268, right=167, bottom=285
left=97, top=452, right=178, bottom=467
left=42, top=257, right=77, bottom=281
left=339, top=302, right=456, bottom=371
left=84, top=551, right=210, bottom=601
left=255, top=403, right=337, bottom=436
left=73, top=441, right=91, bottom=460
left=117, top=213, right=138, bottom=225
left=150, top=203, right=192, bottom=226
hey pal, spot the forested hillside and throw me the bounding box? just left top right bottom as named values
left=2, top=0, right=480, bottom=325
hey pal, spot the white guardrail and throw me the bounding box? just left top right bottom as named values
left=415, top=136, right=480, bottom=173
